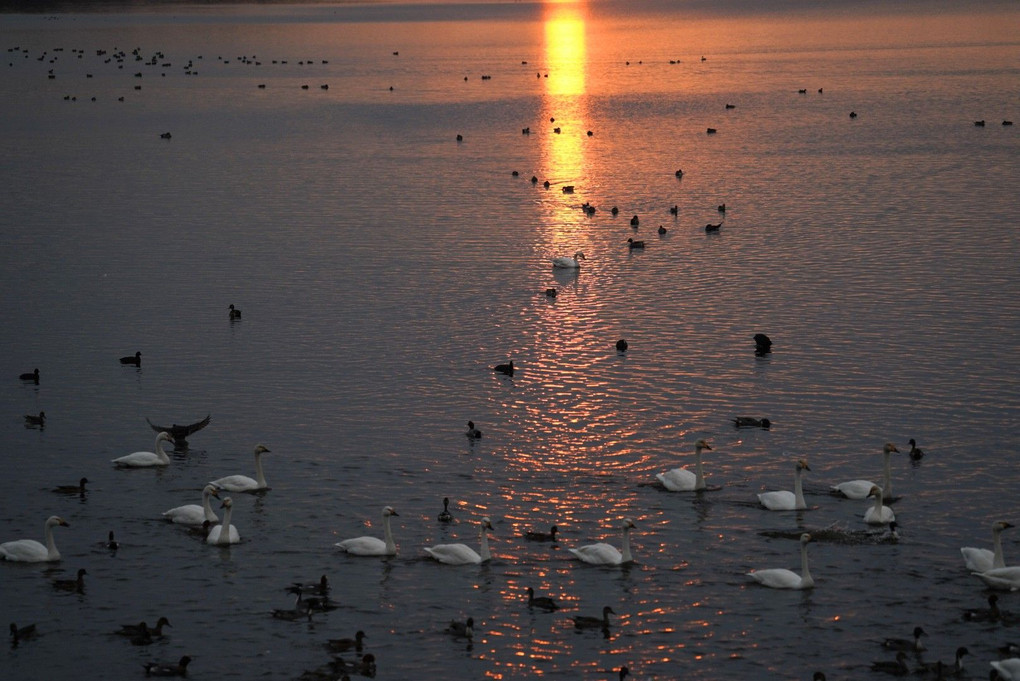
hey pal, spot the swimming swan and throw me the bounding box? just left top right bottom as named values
left=552, top=251, right=585, bottom=269
left=568, top=518, right=636, bottom=565
left=748, top=533, right=814, bottom=589
left=991, top=658, right=1020, bottom=680
left=961, top=520, right=1014, bottom=572
left=830, top=443, right=899, bottom=499
left=973, top=566, right=1020, bottom=591
left=864, top=486, right=895, bottom=525
left=425, top=517, right=493, bottom=564
left=111, top=432, right=175, bottom=467
left=206, top=498, right=240, bottom=545
left=0, top=516, right=69, bottom=562
left=162, top=484, right=221, bottom=526
left=210, top=444, right=271, bottom=492
left=758, top=460, right=810, bottom=511
left=656, top=439, right=713, bottom=491
left=335, top=506, right=399, bottom=556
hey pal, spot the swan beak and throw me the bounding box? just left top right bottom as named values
left=59, top=519, right=70, bottom=527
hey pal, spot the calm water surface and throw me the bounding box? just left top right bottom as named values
left=1, top=1, right=1019, bottom=679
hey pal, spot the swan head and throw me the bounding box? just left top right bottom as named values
left=254, top=444, right=270, bottom=455
left=913, top=626, right=927, bottom=638
left=694, top=439, right=712, bottom=451
left=383, top=506, right=398, bottom=517
left=883, top=443, right=899, bottom=454
left=46, top=516, right=69, bottom=528
left=573, top=251, right=586, bottom=260
left=157, top=431, right=175, bottom=444
left=800, top=533, right=813, bottom=545
left=203, top=484, right=221, bottom=497
left=481, top=517, right=494, bottom=531
left=621, top=518, right=637, bottom=530
left=220, top=497, right=234, bottom=510
left=994, top=520, right=1015, bottom=531
left=867, top=485, right=884, bottom=500
left=796, top=459, right=810, bottom=471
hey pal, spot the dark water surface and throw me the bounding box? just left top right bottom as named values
left=1, top=1, right=1019, bottom=679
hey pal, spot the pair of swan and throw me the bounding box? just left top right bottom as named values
left=962, top=520, right=1014, bottom=572
left=206, top=498, right=240, bottom=545
left=552, top=251, right=585, bottom=269
left=748, top=533, right=814, bottom=589
left=0, top=515, right=69, bottom=562
left=426, top=517, right=493, bottom=564
left=657, top=439, right=713, bottom=491
left=210, top=444, right=271, bottom=492
left=830, top=443, right=900, bottom=499
left=336, top=507, right=399, bottom=556
left=163, top=484, right=221, bottom=526
left=569, top=519, right=636, bottom=565
left=758, top=460, right=810, bottom=510
left=111, top=432, right=174, bottom=467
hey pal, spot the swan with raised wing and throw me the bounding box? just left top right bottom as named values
left=335, top=506, right=399, bottom=556
left=111, top=432, right=174, bottom=467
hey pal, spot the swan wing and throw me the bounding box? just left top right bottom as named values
left=831, top=480, right=875, bottom=499
left=961, top=547, right=994, bottom=573
left=569, top=542, right=622, bottom=565
left=425, top=543, right=481, bottom=565
left=210, top=475, right=259, bottom=492
left=758, top=491, right=796, bottom=510
left=975, top=567, right=1020, bottom=590
left=749, top=568, right=803, bottom=589
left=336, top=536, right=390, bottom=556
left=657, top=468, right=695, bottom=492
left=864, top=506, right=896, bottom=525
left=111, top=452, right=163, bottom=467
left=0, top=539, right=49, bottom=562
left=162, top=504, right=208, bottom=526
left=552, top=257, right=579, bottom=268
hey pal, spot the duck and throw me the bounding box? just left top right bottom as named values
left=568, top=518, right=636, bottom=565
left=754, top=333, right=772, bottom=354
left=330, top=653, right=376, bottom=677
left=961, top=520, right=1014, bottom=572
left=630, top=215, right=639, bottom=226
left=19, top=368, right=40, bottom=383
left=733, top=417, right=770, bottom=429
left=830, top=443, right=900, bottom=500
left=228, top=303, right=241, bottom=320
left=335, top=506, right=399, bottom=556
left=973, top=565, right=1020, bottom=590
left=669, top=205, right=678, bottom=215
left=658, top=225, right=668, bottom=234
left=9, top=622, right=37, bottom=645
left=209, top=444, right=271, bottom=492
left=705, top=222, right=722, bottom=232
left=24, top=411, right=45, bottom=427
left=627, top=237, right=645, bottom=248
left=552, top=252, right=585, bottom=269
left=437, top=497, right=454, bottom=522
left=143, top=655, right=191, bottom=677
left=864, top=486, right=895, bottom=525
left=145, top=414, right=211, bottom=443
left=291, top=575, right=329, bottom=595
left=465, top=421, right=482, bottom=439
left=545, top=288, right=557, bottom=297
left=106, top=530, right=120, bottom=550
left=53, top=477, right=88, bottom=494
left=758, top=460, right=810, bottom=511
left=907, top=438, right=925, bottom=461
left=206, top=497, right=241, bottom=545
left=657, top=439, right=713, bottom=492
left=52, top=568, right=87, bottom=592
left=120, top=351, right=142, bottom=366
left=111, top=431, right=175, bottom=468
left=446, top=616, right=474, bottom=639
left=286, top=588, right=337, bottom=613
left=0, top=515, right=69, bottom=562
left=992, top=658, right=1020, bottom=680
left=615, top=339, right=628, bottom=352
left=963, top=594, right=1001, bottom=622
left=573, top=605, right=614, bottom=629
left=748, top=533, right=814, bottom=589
left=524, top=525, right=558, bottom=542
left=526, top=587, right=559, bottom=610
left=493, top=360, right=515, bottom=376
left=271, top=600, right=313, bottom=621
left=425, top=517, right=493, bottom=564
left=882, top=626, right=927, bottom=651
left=870, top=651, right=910, bottom=675
left=118, top=617, right=172, bottom=638
left=611, top=206, right=619, bottom=215
left=717, top=203, right=726, bottom=212
left=325, top=630, right=366, bottom=653
left=162, top=484, right=221, bottom=526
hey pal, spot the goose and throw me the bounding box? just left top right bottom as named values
left=425, top=517, right=493, bottom=564
left=573, top=605, right=614, bottom=629
left=992, top=659, right=1020, bottom=680
left=961, top=520, right=1014, bottom=572
left=870, top=651, right=910, bottom=675
left=830, top=443, right=900, bottom=499
left=446, top=616, right=474, bottom=639
left=145, top=414, right=211, bottom=443
left=19, top=368, right=40, bottom=383
left=291, top=575, right=329, bottom=595
left=963, top=594, right=1000, bottom=622
left=525, top=525, right=558, bottom=542
left=973, top=566, right=1020, bottom=590
left=437, top=497, right=453, bottom=522
left=748, top=533, right=814, bottom=589
left=206, top=498, right=240, bottom=545
left=53, top=477, right=88, bottom=494
left=111, top=432, right=175, bottom=467
left=143, top=655, right=191, bottom=677
left=526, top=587, right=559, bottom=610
left=10, top=622, right=37, bottom=644
left=907, top=438, right=925, bottom=461
left=864, top=486, right=895, bottom=525
left=120, top=351, right=141, bottom=366
left=882, top=626, right=927, bottom=651
left=52, top=568, right=87, bottom=592
left=657, top=439, right=713, bottom=492
left=465, top=421, right=482, bottom=439
left=568, top=518, right=636, bottom=565
left=326, top=630, right=366, bottom=653
left=552, top=252, right=585, bottom=269
left=24, top=411, right=45, bottom=427
left=209, top=444, right=271, bottom=492
left=335, top=506, right=399, bottom=556
left=493, top=360, right=515, bottom=376
left=758, top=460, right=810, bottom=510
left=228, top=304, right=241, bottom=320
left=0, top=515, right=69, bottom=562
left=163, top=484, right=221, bottom=526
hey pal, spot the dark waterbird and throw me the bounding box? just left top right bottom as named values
left=52, top=568, right=87, bottom=592
left=907, top=438, right=925, bottom=461
left=733, top=417, right=770, bottom=429
left=437, top=497, right=453, bottom=523
left=616, top=339, right=628, bottom=352
left=525, top=525, right=558, bottom=542
left=10, top=622, right=37, bottom=645
left=143, top=655, right=191, bottom=677
left=228, top=303, right=241, bottom=320
left=53, top=477, right=88, bottom=494
left=627, top=237, right=645, bottom=249
left=291, top=575, right=329, bottom=595
left=146, top=414, right=211, bottom=443
left=705, top=223, right=722, bottom=232
left=325, top=630, right=366, bottom=653
left=120, top=351, right=141, bottom=366
left=630, top=215, right=639, bottom=227
left=446, top=616, right=473, bottom=639
left=106, top=530, right=119, bottom=550
left=493, top=360, right=514, bottom=376
left=870, top=651, right=910, bottom=676
left=573, top=605, right=614, bottom=629
left=526, top=587, right=559, bottom=611
left=754, top=333, right=773, bottom=355
left=19, top=368, right=39, bottom=383
left=882, top=625, right=926, bottom=652
left=466, top=421, right=482, bottom=439
left=24, top=411, right=45, bottom=428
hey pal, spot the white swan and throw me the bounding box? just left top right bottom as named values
left=111, top=431, right=175, bottom=467
left=830, top=443, right=899, bottom=499
left=991, top=658, right=1020, bottom=680
left=162, top=484, right=220, bottom=526
left=209, top=444, right=271, bottom=492
left=758, top=460, right=810, bottom=511
left=656, top=439, right=712, bottom=491
left=748, top=533, right=814, bottom=589
left=961, top=520, right=1014, bottom=572
left=973, top=566, right=1020, bottom=591
left=864, top=485, right=895, bottom=525
left=335, top=506, right=399, bottom=556
left=568, top=518, right=636, bottom=565
left=424, top=517, right=493, bottom=565
left=206, top=498, right=240, bottom=545
left=552, top=251, right=585, bottom=269
left=0, top=516, right=69, bottom=562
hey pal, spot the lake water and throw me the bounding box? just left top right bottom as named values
left=1, top=1, right=1019, bottom=679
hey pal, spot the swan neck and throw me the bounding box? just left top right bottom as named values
left=873, top=492, right=884, bottom=513
left=202, top=489, right=218, bottom=522
left=45, top=520, right=59, bottom=560
left=800, top=541, right=813, bottom=586
left=621, top=526, right=633, bottom=563
left=155, top=436, right=171, bottom=463
left=383, top=513, right=396, bottom=553
left=694, top=447, right=705, bottom=490
left=794, top=467, right=805, bottom=508
left=993, top=527, right=1005, bottom=568
left=219, top=505, right=233, bottom=545
left=479, top=525, right=491, bottom=561
left=254, top=451, right=266, bottom=487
